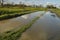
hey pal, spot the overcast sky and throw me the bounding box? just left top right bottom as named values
left=10, top=0, right=60, bottom=6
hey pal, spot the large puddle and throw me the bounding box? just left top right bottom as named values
left=0, top=11, right=60, bottom=40
left=18, top=11, right=60, bottom=40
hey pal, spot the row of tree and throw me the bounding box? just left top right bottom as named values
left=0, top=0, right=57, bottom=9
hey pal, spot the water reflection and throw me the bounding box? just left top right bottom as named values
left=19, top=11, right=60, bottom=40
left=0, top=11, right=60, bottom=40
left=21, top=15, right=29, bottom=19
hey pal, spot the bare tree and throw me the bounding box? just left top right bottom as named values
left=1, top=0, right=4, bottom=6
left=0, top=0, right=4, bottom=6
left=0, top=0, right=1, bottom=5
left=0, top=0, right=8, bottom=6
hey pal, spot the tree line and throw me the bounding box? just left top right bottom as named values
left=0, top=0, right=57, bottom=9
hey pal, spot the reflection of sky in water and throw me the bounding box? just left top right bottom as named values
left=21, top=15, right=29, bottom=19
left=21, top=11, right=45, bottom=19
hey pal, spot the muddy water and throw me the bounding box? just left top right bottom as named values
left=19, top=11, right=60, bottom=40
left=0, top=11, right=45, bottom=33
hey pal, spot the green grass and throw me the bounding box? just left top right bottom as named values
left=0, top=7, right=47, bottom=20
left=0, top=7, right=37, bottom=20
left=0, top=16, right=40, bottom=40
left=0, top=11, right=37, bottom=20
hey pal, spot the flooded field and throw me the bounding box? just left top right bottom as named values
left=0, top=11, right=45, bottom=33
left=0, top=11, right=60, bottom=40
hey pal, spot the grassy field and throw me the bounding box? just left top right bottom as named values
left=0, top=7, right=34, bottom=20
left=0, top=16, right=40, bottom=40
left=0, top=7, right=47, bottom=20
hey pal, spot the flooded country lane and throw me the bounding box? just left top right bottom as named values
left=18, top=11, right=60, bottom=40
left=0, top=11, right=60, bottom=40
left=0, top=11, right=45, bottom=33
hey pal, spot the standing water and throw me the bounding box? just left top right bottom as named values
left=0, top=11, right=60, bottom=40
left=18, top=11, right=60, bottom=40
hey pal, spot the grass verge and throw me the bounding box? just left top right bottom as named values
left=0, top=11, right=37, bottom=20
left=49, top=9, right=60, bottom=17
